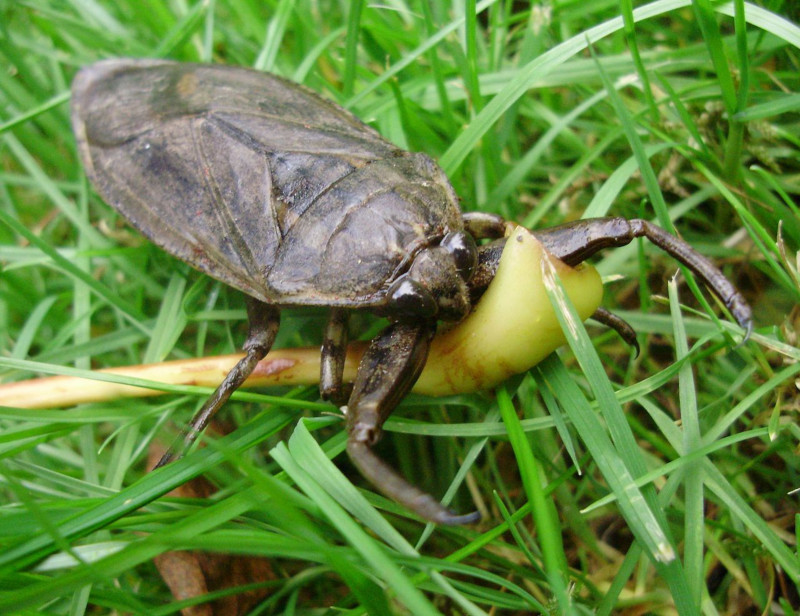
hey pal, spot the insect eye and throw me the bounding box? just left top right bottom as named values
left=386, top=275, right=438, bottom=319
left=441, top=232, right=477, bottom=281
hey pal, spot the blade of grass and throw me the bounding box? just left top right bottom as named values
left=441, top=0, right=695, bottom=176
left=620, top=0, right=658, bottom=122
left=496, top=385, right=572, bottom=612
left=669, top=278, right=704, bottom=606
left=0, top=408, right=295, bottom=576
left=344, top=0, right=497, bottom=110
left=284, top=421, right=490, bottom=615
left=254, top=0, right=296, bottom=73
left=271, top=433, right=443, bottom=616
left=340, top=0, right=363, bottom=97
left=142, top=273, right=187, bottom=363
left=538, top=257, right=710, bottom=613
left=0, top=486, right=270, bottom=612
left=692, top=0, right=738, bottom=113
left=702, top=461, right=800, bottom=584
left=0, top=209, right=148, bottom=332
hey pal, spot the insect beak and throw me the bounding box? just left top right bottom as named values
left=408, top=247, right=473, bottom=321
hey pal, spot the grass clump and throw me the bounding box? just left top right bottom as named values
left=0, top=1, right=798, bottom=614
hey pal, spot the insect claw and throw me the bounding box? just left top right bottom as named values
left=736, top=319, right=753, bottom=347
left=347, top=440, right=479, bottom=525
left=153, top=451, right=174, bottom=469
left=591, top=307, right=640, bottom=357
left=444, top=510, right=482, bottom=525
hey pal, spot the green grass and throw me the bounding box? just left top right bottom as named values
left=1, top=1, right=799, bottom=614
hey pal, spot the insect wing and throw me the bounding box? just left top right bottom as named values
left=71, top=59, right=398, bottom=301
left=266, top=153, right=462, bottom=301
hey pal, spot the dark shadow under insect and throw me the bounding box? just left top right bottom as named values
left=71, top=59, right=752, bottom=525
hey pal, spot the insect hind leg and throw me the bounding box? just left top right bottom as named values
left=155, top=298, right=280, bottom=468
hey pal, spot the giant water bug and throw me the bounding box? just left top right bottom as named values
left=71, top=59, right=752, bottom=525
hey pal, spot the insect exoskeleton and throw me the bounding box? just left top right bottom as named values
left=72, top=59, right=752, bottom=525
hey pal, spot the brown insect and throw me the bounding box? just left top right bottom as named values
left=71, top=59, right=751, bottom=524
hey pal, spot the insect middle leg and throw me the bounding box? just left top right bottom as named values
left=155, top=298, right=280, bottom=468
left=320, top=308, right=351, bottom=405
left=345, top=321, right=481, bottom=525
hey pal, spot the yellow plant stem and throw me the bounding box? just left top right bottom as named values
left=2, top=227, right=602, bottom=409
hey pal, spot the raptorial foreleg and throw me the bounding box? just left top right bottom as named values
left=345, top=321, right=480, bottom=525
left=467, top=217, right=752, bottom=339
